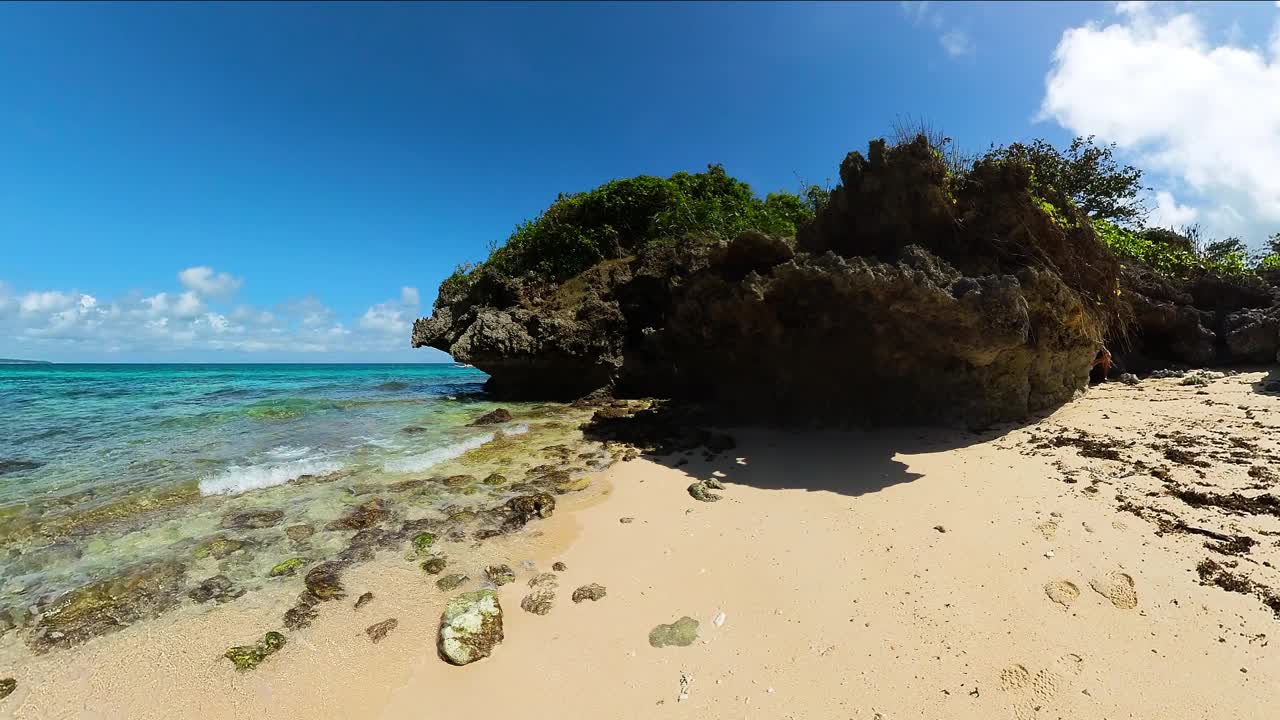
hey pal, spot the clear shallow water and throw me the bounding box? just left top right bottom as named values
left=0, top=364, right=602, bottom=629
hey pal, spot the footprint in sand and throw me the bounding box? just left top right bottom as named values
left=1000, top=654, right=1085, bottom=720
left=1089, top=571, right=1138, bottom=609
left=1044, top=580, right=1080, bottom=608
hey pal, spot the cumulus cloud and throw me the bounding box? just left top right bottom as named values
left=1149, top=190, right=1199, bottom=229
left=1041, top=3, right=1280, bottom=243
left=177, top=266, right=243, bottom=298
left=358, top=286, right=421, bottom=337
left=0, top=273, right=422, bottom=358
left=901, top=1, right=975, bottom=59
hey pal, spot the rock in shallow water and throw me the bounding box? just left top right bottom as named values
left=221, top=508, right=285, bottom=530
left=304, top=561, right=347, bottom=600
left=189, top=575, right=243, bottom=604
left=438, top=590, right=504, bottom=665
left=268, top=557, right=306, bottom=578
left=469, top=408, right=513, bottom=426
left=29, top=560, right=187, bottom=653
left=326, top=497, right=393, bottom=531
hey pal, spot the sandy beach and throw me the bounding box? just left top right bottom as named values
left=5, top=371, right=1280, bottom=719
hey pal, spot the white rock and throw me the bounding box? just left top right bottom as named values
left=713, top=611, right=726, bottom=627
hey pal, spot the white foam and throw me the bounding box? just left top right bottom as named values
left=263, top=445, right=313, bottom=460
left=199, top=457, right=343, bottom=496
left=501, top=423, right=529, bottom=436
left=383, top=432, right=496, bottom=473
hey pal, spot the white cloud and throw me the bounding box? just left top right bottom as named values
left=19, top=290, right=76, bottom=315
left=901, top=1, right=975, bottom=59
left=178, top=266, right=243, bottom=298
left=357, top=286, right=421, bottom=340
left=1149, top=190, right=1199, bottom=229
left=1041, top=5, right=1280, bottom=246
left=940, top=29, right=974, bottom=57
left=0, top=271, right=427, bottom=358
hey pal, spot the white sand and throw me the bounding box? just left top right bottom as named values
left=4, top=372, right=1279, bottom=718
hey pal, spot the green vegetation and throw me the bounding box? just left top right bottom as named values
left=446, top=165, right=813, bottom=289
left=986, top=136, right=1145, bottom=226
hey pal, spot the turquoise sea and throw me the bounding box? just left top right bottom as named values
left=0, top=364, right=600, bottom=635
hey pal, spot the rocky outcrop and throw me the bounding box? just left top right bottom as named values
left=1115, top=263, right=1280, bottom=373
left=415, top=137, right=1124, bottom=426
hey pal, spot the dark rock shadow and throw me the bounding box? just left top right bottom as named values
left=1249, top=366, right=1280, bottom=396
left=584, top=402, right=1037, bottom=498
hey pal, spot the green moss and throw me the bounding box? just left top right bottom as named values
left=224, top=631, right=287, bottom=671
left=648, top=616, right=699, bottom=648
left=412, top=532, right=436, bottom=555
left=268, top=557, right=306, bottom=578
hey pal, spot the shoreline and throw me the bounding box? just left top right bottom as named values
left=5, top=373, right=1280, bottom=718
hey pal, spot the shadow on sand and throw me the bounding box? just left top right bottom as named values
left=584, top=402, right=1041, bottom=499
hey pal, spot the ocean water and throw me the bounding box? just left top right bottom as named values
left=0, top=364, right=603, bottom=631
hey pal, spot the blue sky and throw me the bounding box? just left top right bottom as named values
left=2, top=1, right=1278, bottom=362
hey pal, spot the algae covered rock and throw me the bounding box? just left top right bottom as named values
left=688, top=481, right=722, bottom=502
left=520, top=590, right=555, bottom=616
left=555, top=475, right=591, bottom=494
left=29, top=560, right=187, bottom=652
left=484, top=564, right=516, bottom=586
left=411, top=532, right=437, bottom=555
left=438, top=590, right=504, bottom=665
left=421, top=556, right=449, bottom=574
left=0, top=677, right=16, bottom=700
left=505, top=493, right=556, bottom=529
left=285, top=524, right=316, bottom=542
left=268, top=557, right=307, bottom=578
left=221, top=508, right=285, bottom=530
left=482, top=472, right=508, bottom=486
left=354, top=591, right=374, bottom=610
left=193, top=534, right=247, bottom=560
left=326, top=497, right=393, bottom=531
left=365, top=618, right=398, bottom=643
left=304, top=561, right=347, bottom=600
left=189, top=575, right=243, bottom=604
left=224, top=631, right=286, bottom=671
left=283, top=598, right=319, bottom=630
left=436, top=573, right=469, bottom=591
left=470, top=408, right=513, bottom=426
left=572, top=584, right=607, bottom=603
left=649, top=616, right=699, bottom=648
left=552, top=561, right=567, bottom=572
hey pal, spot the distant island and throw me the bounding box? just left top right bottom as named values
left=0, top=358, right=52, bottom=365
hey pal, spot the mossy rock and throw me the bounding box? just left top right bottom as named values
left=484, top=564, right=516, bottom=586
left=436, top=573, right=469, bottom=592
left=411, top=532, right=436, bottom=555
left=555, top=476, right=591, bottom=494
left=284, top=524, right=315, bottom=542
left=224, top=631, right=286, bottom=670
left=193, top=535, right=246, bottom=560
left=649, top=616, right=699, bottom=648
left=421, top=556, right=448, bottom=574
left=688, top=481, right=721, bottom=502
left=30, top=560, right=187, bottom=652
left=268, top=557, right=307, bottom=578
left=438, top=590, right=503, bottom=665
left=482, top=473, right=508, bottom=486
left=221, top=509, right=285, bottom=530
left=326, top=497, right=393, bottom=531
left=303, top=561, right=346, bottom=600
left=443, top=474, right=477, bottom=488
left=572, top=584, right=607, bottom=603
left=448, top=510, right=478, bottom=524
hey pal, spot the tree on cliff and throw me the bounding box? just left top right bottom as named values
left=988, top=136, right=1146, bottom=226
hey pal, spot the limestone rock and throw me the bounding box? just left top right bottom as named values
left=438, top=590, right=504, bottom=665
left=572, top=583, right=607, bottom=603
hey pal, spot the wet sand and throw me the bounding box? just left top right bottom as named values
left=4, top=371, right=1280, bottom=718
